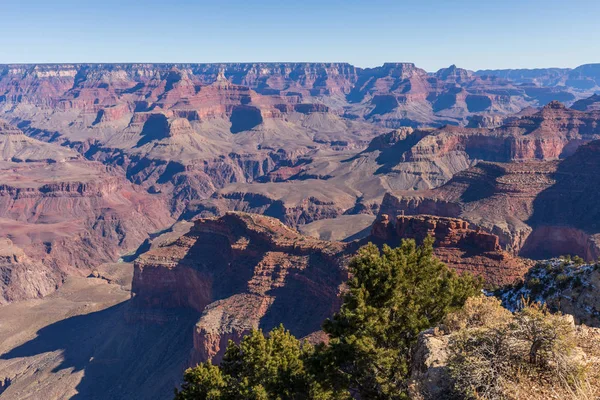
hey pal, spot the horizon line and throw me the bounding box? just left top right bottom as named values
left=1, top=61, right=599, bottom=73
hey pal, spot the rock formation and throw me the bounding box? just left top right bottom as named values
left=369, top=214, right=530, bottom=285
left=475, top=64, right=600, bottom=90
left=0, top=62, right=598, bottom=306
left=571, top=93, right=600, bottom=111
left=183, top=101, right=600, bottom=245
left=379, top=137, right=600, bottom=262
left=132, top=212, right=351, bottom=363
left=0, top=238, right=58, bottom=305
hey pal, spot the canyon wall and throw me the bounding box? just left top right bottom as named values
left=132, top=212, right=351, bottom=363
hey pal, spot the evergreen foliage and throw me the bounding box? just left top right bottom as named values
left=319, top=239, right=482, bottom=399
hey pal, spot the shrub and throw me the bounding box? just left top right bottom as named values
left=174, top=326, right=342, bottom=400
left=444, top=295, right=511, bottom=333
left=447, top=299, right=588, bottom=400
left=526, top=277, right=542, bottom=295
left=556, top=273, right=570, bottom=289
left=573, top=255, right=585, bottom=266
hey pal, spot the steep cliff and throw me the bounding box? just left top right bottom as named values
left=379, top=138, right=600, bottom=261
left=132, top=212, right=351, bottom=363
left=0, top=238, right=58, bottom=305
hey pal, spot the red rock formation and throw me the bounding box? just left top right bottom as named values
left=0, top=238, right=59, bottom=305
left=185, top=102, right=600, bottom=234
left=132, top=212, right=350, bottom=363
left=93, top=103, right=132, bottom=125
left=369, top=214, right=530, bottom=285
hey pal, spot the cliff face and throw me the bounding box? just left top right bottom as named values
left=0, top=238, right=59, bottom=305
left=3, top=62, right=592, bottom=115
left=0, top=173, right=174, bottom=303
left=348, top=63, right=590, bottom=127
left=369, top=214, right=530, bottom=285
left=132, top=212, right=351, bottom=364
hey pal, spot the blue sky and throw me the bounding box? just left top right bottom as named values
left=0, top=0, right=598, bottom=71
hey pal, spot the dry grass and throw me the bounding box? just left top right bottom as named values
left=442, top=296, right=600, bottom=400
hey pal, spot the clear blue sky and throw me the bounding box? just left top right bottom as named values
left=1, top=0, right=598, bottom=71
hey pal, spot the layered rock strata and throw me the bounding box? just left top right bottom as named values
left=369, top=214, right=530, bottom=285
left=132, top=212, right=351, bottom=363
left=379, top=137, right=600, bottom=261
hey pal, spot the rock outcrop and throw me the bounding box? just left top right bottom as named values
left=132, top=212, right=351, bottom=364
left=0, top=238, right=58, bottom=305
left=409, top=299, right=600, bottom=400
left=369, top=214, right=530, bottom=285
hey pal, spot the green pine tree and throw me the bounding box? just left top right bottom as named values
left=174, top=326, right=343, bottom=400
left=319, top=238, right=482, bottom=399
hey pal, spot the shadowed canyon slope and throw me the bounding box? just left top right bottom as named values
left=132, top=212, right=351, bottom=364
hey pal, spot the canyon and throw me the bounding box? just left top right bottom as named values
left=0, top=120, right=173, bottom=304
left=0, top=62, right=600, bottom=399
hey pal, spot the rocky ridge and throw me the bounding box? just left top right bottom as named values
left=132, top=212, right=351, bottom=363
left=379, top=136, right=600, bottom=262
left=185, top=101, right=600, bottom=240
